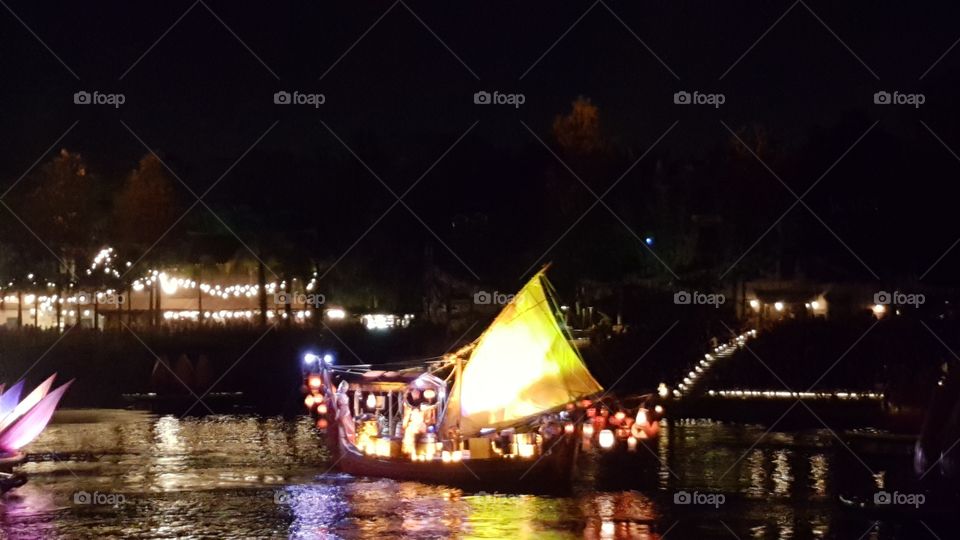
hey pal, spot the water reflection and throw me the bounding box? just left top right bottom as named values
left=0, top=411, right=941, bottom=538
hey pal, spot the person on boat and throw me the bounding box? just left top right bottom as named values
left=335, top=380, right=356, bottom=445
left=402, top=406, right=426, bottom=456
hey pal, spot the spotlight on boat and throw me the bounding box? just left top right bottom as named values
left=598, top=429, right=615, bottom=449
left=303, top=353, right=319, bottom=365
left=323, top=353, right=334, bottom=364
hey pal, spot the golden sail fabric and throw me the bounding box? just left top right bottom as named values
left=442, top=270, right=602, bottom=436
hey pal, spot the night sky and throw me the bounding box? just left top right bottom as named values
left=3, top=1, right=960, bottom=289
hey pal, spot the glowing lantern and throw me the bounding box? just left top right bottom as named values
left=308, top=376, right=322, bottom=390
left=316, top=419, right=327, bottom=429
left=598, top=429, right=615, bottom=449
left=636, top=409, right=648, bottom=426
left=304, top=395, right=315, bottom=408
left=564, top=423, right=575, bottom=434
left=627, top=436, right=638, bottom=451
left=366, top=393, right=377, bottom=410
left=423, top=388, right=436, bottom=400
left=316, top=403, right=327, bottom=415
left=654, top=405, right=664, bottom=414
left=583, top=424, right=594, bottom=438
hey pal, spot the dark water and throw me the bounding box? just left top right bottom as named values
left=0, top=410, right=948, bottom=539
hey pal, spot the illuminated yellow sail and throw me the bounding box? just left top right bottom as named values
left=442, top=270, right=602, bottom=436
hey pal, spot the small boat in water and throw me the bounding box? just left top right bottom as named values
left=309, top=268, right=603, bottom=491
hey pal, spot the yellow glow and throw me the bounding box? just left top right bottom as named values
left=366, top=393, right=377, bottom=410
left=304, top=395, right=315, bottom=408
left=774, top=302, right=784, bottom=312
left=872, top=304, right=886, bottom=315
left=749, top=299, right=760, bottom=309
left=811, top=301, right=821, bottom=310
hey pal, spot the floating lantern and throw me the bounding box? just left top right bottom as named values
left=598, top=429, right=615, bottom=449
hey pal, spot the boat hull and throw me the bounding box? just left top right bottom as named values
left=329, top=426, right=578, bottom=493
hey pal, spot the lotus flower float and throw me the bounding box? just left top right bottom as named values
left=0, top=374, right=72, bottom=457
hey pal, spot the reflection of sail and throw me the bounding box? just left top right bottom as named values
left=443, top=270, right=602, bottom=436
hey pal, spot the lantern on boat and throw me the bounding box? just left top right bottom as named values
left=316, top=403, right=327, bottom=415
left=308, top=376, right=322, bottom=390
left=304, top=395, right=315, bottom=408
left=627, top=436, right=638, bottom=451
left=598, top=429, right=615, bottom=449
left=366, top=393, right=377, bottom=410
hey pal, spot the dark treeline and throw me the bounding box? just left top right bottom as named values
left=3, top=97, right=958, bottom=314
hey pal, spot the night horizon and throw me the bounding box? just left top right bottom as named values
left=2, top=2, right=960, bottom=538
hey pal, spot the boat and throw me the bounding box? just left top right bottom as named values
left=309, top=267, right=603, bottom=491
left=0, top=374, right=73, bottom=494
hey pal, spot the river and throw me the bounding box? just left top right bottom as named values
left=0, top=410, right=945, bottom=538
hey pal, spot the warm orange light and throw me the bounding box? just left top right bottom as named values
left=636, top=409, right=648, bottom=426
left=316, top=403, right=328, bottom=415
left=423, top=388, right=436, bottom=400
left=304, top=395, right=315, bottom=408
left=308, top=376, right=322, bottom=389
left=564, top=423, right=575, bottom=434
left=614, top=411, right=626, bottom=421
left=316, top=419, right=327, bottom=429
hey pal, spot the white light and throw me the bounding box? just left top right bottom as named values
left=303, top=353, right=319, bottom=365
left=326, top=308, right=346, bottom=320
left=774, top=302, right=784, bottom=312
left=872, top=304, right=886, bottom=315
left=811, top=301, right=820, bottom=310
left=598, top=429, right=615, bottom=449
left=749, top=299, right=760, bottom=309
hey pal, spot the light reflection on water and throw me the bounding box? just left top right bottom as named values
left=0, top=411, right=938, bottom=538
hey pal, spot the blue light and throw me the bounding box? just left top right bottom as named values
left=644, top=236, right=654, bottom=246
left=323, top=353, right=334, bottom=364
left=303, top=353, right=319, bottom=365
